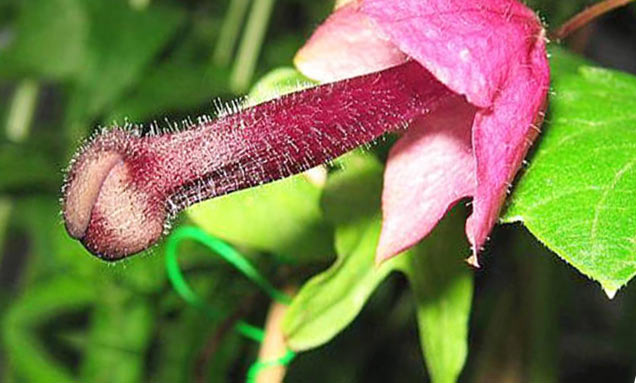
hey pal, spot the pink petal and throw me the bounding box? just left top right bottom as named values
left=362, top=0, right=550, bottom=259
left=361, top=0, right=543, bottom=107
left=294, top=1, right=407, bottom=82
left=377, top=97, right=477, bottom=263
left=467, top=40, right=549, bottom=256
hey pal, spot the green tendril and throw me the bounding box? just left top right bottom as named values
left=165, top=225, right=296, bottom=382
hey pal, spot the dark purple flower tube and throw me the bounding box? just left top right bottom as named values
left=63, top=60, right=457, bottom=260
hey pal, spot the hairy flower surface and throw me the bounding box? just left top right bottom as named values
left=296, top=0, right=550, bottom=264
left=63, top=62, right=456, bottom=260
left=62, top=0, right=549, bottom=262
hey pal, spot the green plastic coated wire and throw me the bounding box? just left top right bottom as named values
left=165, top=225, right=296, bottom=382
left=247, top=349, right=297, bottom=380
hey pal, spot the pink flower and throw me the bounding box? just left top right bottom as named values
left=296, top=0, right=550, bottom=265
left=62, top=0, right=548, bottom=262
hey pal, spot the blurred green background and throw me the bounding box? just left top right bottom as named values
left=0, top=0, right=635, bottom=382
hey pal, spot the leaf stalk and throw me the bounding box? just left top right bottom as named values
left=551, top=0, right=635, bottom=41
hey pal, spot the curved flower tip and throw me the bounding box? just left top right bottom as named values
left=293, top=0, right=406, bottom=82
left=297, top=0, right=550, bottom=264
left=466, top=254, right=480, bottom=268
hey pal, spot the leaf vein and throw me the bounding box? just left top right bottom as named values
left=590, top=159, right=636, bottom=241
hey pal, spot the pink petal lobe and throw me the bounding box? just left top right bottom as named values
left=294, top=1, right=407, bottom=82
left=466, top=37, right=550, bottom=256
left=361, top=0, right=544, bottom=107
left=377, top=96, right=477, bottom=263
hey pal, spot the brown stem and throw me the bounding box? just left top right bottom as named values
left=550, top=0, right=635, bottom=41
left=255, top=287, right=296, bottom=383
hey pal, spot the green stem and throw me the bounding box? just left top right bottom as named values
left=214, top=0, right=251, bottom=67
left=230, top=0, right=275, bottom=92
left=6, top=79, right=39, bottom=143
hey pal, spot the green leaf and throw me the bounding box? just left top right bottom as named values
left=546, top=46, right=590, bottom=78
left=284, top=151, right=473, bottom=382
left=503, top=47, right=636, bottom=296
left=320, top=152, right=384, bottom=231
left=80, top=281, right=154, bottom=383
left=187, top=176, right=333, bottom=261
left=2, top=276, right=96, bottom=383
left=282, top=153, right=403, bottom=351
left=283, top=216, right=400, bottom=351
left=0, top=0, right=88, bottom=79
left=401, top=207, right=473, bottom=383
left=187, top=68, right=331, bottom=261
left=245, top=67, right=316, bottom=106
